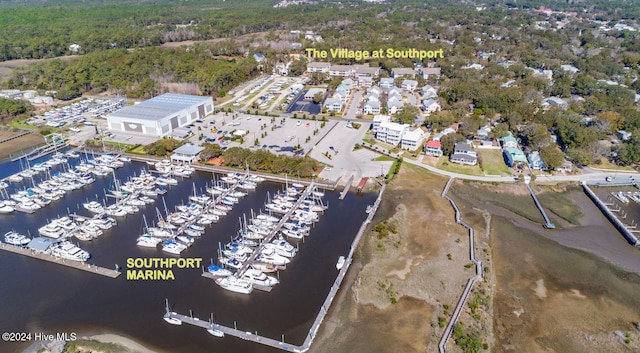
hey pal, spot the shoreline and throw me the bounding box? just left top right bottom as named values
left=21, top=331, right=163, bottom=353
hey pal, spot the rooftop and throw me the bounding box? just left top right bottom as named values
left=109, top=93, right=211, bottom=121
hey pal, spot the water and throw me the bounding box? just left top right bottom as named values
left=0, top=156, right=376, bottom=353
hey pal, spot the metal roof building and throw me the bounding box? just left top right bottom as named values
left=27, top=237, right=58, bottom=252
left=107, top=93, right=214, bottom=137
left=171, top=143, right=205, bottom=163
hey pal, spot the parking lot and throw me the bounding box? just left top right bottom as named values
left=187, top=112, right=336, bottom=157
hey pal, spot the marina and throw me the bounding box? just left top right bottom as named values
left=0, top=149, right=377, bottom=353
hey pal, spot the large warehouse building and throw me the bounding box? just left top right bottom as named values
left=107, top=93, right=214, bottom=137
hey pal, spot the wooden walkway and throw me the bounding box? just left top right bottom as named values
left=0, top=243, right=121, bottom=278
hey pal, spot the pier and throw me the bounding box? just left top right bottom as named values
left=0, top=243, right=121, bottom=278
left=526, top=183, right=555, bottom=229
left=582, top=181, right=639, bottom=247
left=171, top=178, right=388, bottom=351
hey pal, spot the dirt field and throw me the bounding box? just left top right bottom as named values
left=312, top=164, right=475, bottom=353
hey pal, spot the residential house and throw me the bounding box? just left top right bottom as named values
left=376, top=121, right=409, bottom=145
left=420, top=85, right=437, bottom=97
left=450, top=142, right=478, bottom=165
left=307, top=62, right=331, bottom=73
left=387, top=95, right=404, bottom=115
left=363, top=100, right=381, bottom=115
left=401, top=128, right=426, bottom=150
left=358, top=76, right=373, bottom=88
left=422, top=99, right=441, bottom=114
left=330, top=65, right=356, bottom=77
left=333, top=92, right=347, bottom=105
left=475, top=126, right=492, bottom=140
left=501, top=135, right=518, bottom=149
left=341, top=78, right=355, bottom=90
left=355, top=64, right=381, bottom=78
left=324, top=98, right=343, bottom=112
left=379, top=78, right=395, bottom=89
left=617, top=130, right=632, bottom=141
left=371, top=114, right=391, bottom=132
left=401, top=79, right=418, bottom=91
left=391, top=68, right=417, bottom=78
left=542, top=97, right=569, bottom=110
left=334, top=85, right=350, bottom=103
left=424, top=140, right=443, bottom=157
left=420, top=67, right=441, bottom=79
left=503, top=147, right=527, bottom=167
left=528, top=151, right=547, bottom=170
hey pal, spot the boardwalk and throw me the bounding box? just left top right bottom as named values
left=438, top=177, right=483, bottom=353
left=338, top=175, right=354, bottom=200
left=526, top=183, right=555, bottom=229
left=0, top=243, right=121, bottom=278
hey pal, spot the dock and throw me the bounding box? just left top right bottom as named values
left=164, top=312, right=298, bottom=351
left=526, top=183, right=555, bottom=229
left=0, top=243, right=121, bottom=278
left=170, top=179, right=388, bottom=352
left=582, top=181, right=639, bottom=247
left=338, top=175, right=354, bottom=200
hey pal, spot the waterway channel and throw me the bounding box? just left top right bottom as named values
left=0, top=155, right=376, bottom=353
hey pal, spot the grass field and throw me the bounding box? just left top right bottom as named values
left=437, top=157, right=484, bottom=176
left=479, top=149, right=511, bottom=176
left=589, top=157, right=635, bottom=171
left=373, top=155, right=395, bottom=162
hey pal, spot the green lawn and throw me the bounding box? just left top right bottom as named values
left=437, top=157, right=485, bottom=176
left=589, top=157, right=635, bottom=172
left=373, top=155, right=395, bottom=162
left=479, top=149, right=511, bottom=176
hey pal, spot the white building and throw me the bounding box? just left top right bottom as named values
left=371, top=114, right=391, bottom=132
left=107, top=93, right=214, bottom=137
left=401, top=128, right=426, bottom=150
left=376, top=121, right=409, bottom=146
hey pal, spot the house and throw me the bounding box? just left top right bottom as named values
left=420, top=85, right=437, bottom=97
left=341, top=78, right=355, bottom=89
left=367, top=86, right=382, bottom=96
left=355, top=64, right=381, bottom=78
left=450, top=142, right=477, bottom=165
left=307, top=62, right=331, bottom=73
left=401, top=128, right=426, bottom=150
left=379, top=78, right=395, bottom=89
left=528, top=151, right=547, bottom=170
left=371, top=114, right=391, bottom=132
left=363, top=100, right=381, bottom=115
left=420, top=67, right=441, bottom=79
left=387, top=96, right=404, bottom=115
left=324, top=98, right=343, bottom=112
left=542, top=97, right=569, bottom=110
left=330, top=64, right=356, bottom=77
left=475, top=126, right=492, bottom=140
left=422, top=99, right=441, bottom=114
left=503, top=147, right=527, bottom=167
left=376, top=121, right=409, bottom=145
left=401, top=79, right=418, bottom=91
left=358, top=76, right=373, bottom=88
left=391, top=68, right=417, bottom=78
left=617, top=130, right=632, bottom=141
left=502, top=135, right=518, bottom=149
left=424, top=140, right=443, bottom=157
left=388, top=86, right=402, bottom=97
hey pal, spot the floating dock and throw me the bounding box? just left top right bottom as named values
left=0, top=243, right=121, bottom=278
left=338, top=175, right=354, bottom=200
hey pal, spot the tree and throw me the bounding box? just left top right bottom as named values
left=520, top=123, right=551, bottom=150
left=539, top=144, right=565, bottom=170
left=312, top=91, right=325, bottom=104
left=395, top=104, right=420, bottom=125
left=566, top=147, right=594, bottom=166
left=441, top=133, right=466, bottom=156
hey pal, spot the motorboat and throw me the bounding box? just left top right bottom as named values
left=38, top=223, right=66, bottom=239
left=52, top=216, right=78, bottom=231
left=240, top=268, right=279, bottom=287
left=0, top=200, right=15, bottom=213
left=83, top=201, right=104, bottom=214
left=50, top=241, right=91, bottom=261
left=336, top=256, right=346, bottom=270
left=251, top=262, right=279, bottom=273
left=177, top=235, right=195, bottom=246
left=218, top=256, right=242, bottom=270
left=612, top=191, right=630, bottom=204
left=207, top=264, right=232, bottom=277
left=162, top=240, right=187, bottom=255
left=4, top=231, right=31, bottom=246
left=214, top=276, right=253, bottom=295
left=256, top=248, right=290, bottom=266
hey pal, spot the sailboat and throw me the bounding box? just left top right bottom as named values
left=207, top=313, right=224, bottom=337
left=163, top=299, right=182, bottom=325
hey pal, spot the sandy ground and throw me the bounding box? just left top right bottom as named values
left=21, top=333, right=158, bottom=353
left=311, top=165, right=473, bottom=353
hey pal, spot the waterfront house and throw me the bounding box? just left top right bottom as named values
left=401, top=128, right=426, bottom=150
left=528, top=151, right=547, bottom=170
left=424, top=140, right=443, bottom=157
left=450, top=142, right=477, bottom=165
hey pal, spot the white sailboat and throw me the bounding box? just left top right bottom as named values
left=163, top=299, right=182, bottom=325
